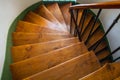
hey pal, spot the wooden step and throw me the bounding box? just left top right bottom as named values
left=77, top=10, right=84, bottom=27
left=23, top=51, right=101, bottom=80
left=71, top=12, right=92, bottom=36
left=16, top=21, right=68, bottom=34
left=81, top=19, right=100, bottom=42
left=89, top=40, right=110, bottom=64
left=80, top=62, right=120, bottom=80
left=12, top=37, right=79, bottom=62
left=10, top=42, right=88, bottom=80
left=115, top=76, right=120, bottom=80
left=35, top=5, right=66, bottom=31
left=24, top=11, right=66, bottom=32
left=96, top=48, right=110, bottom=60
left=81, top=13, right=93, bottom=35
left=86, top=29, right=104, bottom=48
left=46, top=3, right=67, bottom=30
left=12, top=32, right=72, bottom=46
left=70, top=10, right=83, bottom=35
left=94, top=40, right=108, bottom=53
left=60, top=3, right=72, bottom=31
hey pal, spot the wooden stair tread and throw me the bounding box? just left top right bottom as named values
left=94, top=40, right=108, bottom=53
left=12, top=32, right=72, bottom=46
left=77, top=10, right=83, bottom=26
left=46, top=3, right=67, bottom=30
left=24, top=11, right=66, bottom=32
left=12, top=37, right=79, bottom=62
left=81, top=19, right=100, bottom=42
left=23, top=51, right=100, bottom=80
left=35, top=5, right=66, bottom=31
left=80, top=62, right=120, bottom=80
left=81, top=13, right=93, bottom=34
left=10, top=42, right=88, bottom=80
left=115, top=76, right=120, bottom=80
left=70, top=10, right=83, bottom=35
left=86, top=29, right=104, bottom=48
left=60, top=3, right=72, bottom=31
left=97, top=50, right=110, bottom=61
left=16, top=21, right=68, bottom=34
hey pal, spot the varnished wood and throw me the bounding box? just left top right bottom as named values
left=10, top=42, right=88, bottom=80
left=12, top=32, right=72, bottom=46
left=111, top=61, right=120, bottom=79
left=24, top=11, right=66, bottom=32
left=97, top=50, right=110, bottom=61
left=80, top=62, right=120, bottom=80
left=70, top=1, right=120, bottom=9
left=86, top=29, right=104, bottom=48
left=81, top=19, right=100, bottom=42
left=16, top=21, right=68, bottom=34
left=70, top=10, right=83, bottom=35
left=94, top=40, right=107, bottom=53
left=77, top=10, right=83, bottom=27
left=23, top=51, right=100, bottom=80
left=80, top=63, right=113, bottom=80
left=60, top=3, right=72, bottom=31
left=81, top=13, right=93, bottom=34
left=46, top=3, right=67, bottom=30
left=115, top=76, right=120, bottom=80
left=35, top=5, right=66, bottom=31
left=12, top=37, right=79, bottom=62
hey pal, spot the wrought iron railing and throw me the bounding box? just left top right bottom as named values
left=70, top=1, right=120, bottom=62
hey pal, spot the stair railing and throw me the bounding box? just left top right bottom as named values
left=70, top=1, right=120, bottom=62
left=100, top=47, right=120, bottom=62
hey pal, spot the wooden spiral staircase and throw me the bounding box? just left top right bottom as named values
left=1, top=1, right=120, bottom=80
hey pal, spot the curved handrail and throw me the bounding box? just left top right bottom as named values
left=70, top=1, right=120, bottom=9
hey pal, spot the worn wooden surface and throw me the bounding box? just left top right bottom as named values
left=46, top=3, right=67, bottom=30
left=24, top=11, right=66, bottom=31
left=86, top=29, right=104, bottom=48
left=70, top=10, right=83, bottom=35
left=60, top=3, right=71, bottom=31
left=80, top=63, right=113, bottom=80
left=81, top=13, right=93, bottom=34
left=35, top=5, right=66, bottom=31
left=10, top=42, right=88, bottom=80
left=77, top=10, right=83, bottom=28
left=9, top=2, right=113, bottom=80
left=12, top=37, right=79, bottom=62
left=94, top=40, right=107, bottom=53
left=80, top=62, right=120, bottom=80
left=97, top=50, right=110, bottom=61
left=12, top=32, right=72, bottom=46
left=81, top=19, right=100, bottom=42
left=115, top=76, right=120, bottom=80
left=16, top=21, right=68, bottom=34
left=23, top=51, right=100, bottom=80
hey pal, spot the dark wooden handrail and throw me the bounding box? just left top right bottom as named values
left=70, top=1, right=120, bottom=9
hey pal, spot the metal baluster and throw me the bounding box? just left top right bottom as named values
left=70, top=9, right=73, bottom=34
left=85, top=9, right=102, bottom=44
left=89, top=13, right=120, bottom=51
left=79, top=9, right=88, bottom=36
left=100, top=47, right=120, bottom=63
left=70, top=9, right=82, bottom=41
left=74, top=9, right=79, bottom=36
left=113, top=57, right=120, bottom=62
left=81, top=17, right=94, bottom=37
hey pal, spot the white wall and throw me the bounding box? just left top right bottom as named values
left=0, top=0, right=41, bottom=78
left=77, top=0, right=120, bottom=60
